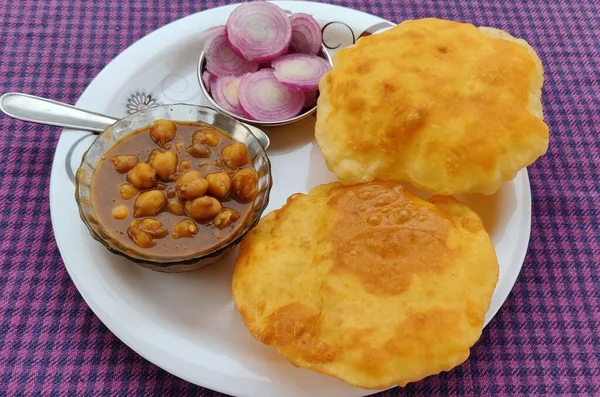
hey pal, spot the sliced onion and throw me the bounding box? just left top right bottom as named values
left=226, top=2, right=292, bottom=63
left=205, top=30, right=259, bottom=77
left=201, top=71, right=214, bottom=91
left=212, top=75, right=251, bottom=118
left=289, top=13, right=322, bottom=54
left=303, top=91, right=318, bottom=108
left=271, top=54, right=331, bottom=91
left=199, top=25, right=225, bottom=45
left=238, top=69, right=304, bottom=121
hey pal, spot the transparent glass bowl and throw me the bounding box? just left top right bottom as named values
left=75, top=104, right=272, bottom=272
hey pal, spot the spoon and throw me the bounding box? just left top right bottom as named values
left=0, top=92, right=270, bottom=149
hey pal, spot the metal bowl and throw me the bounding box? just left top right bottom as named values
left=197, top=44, right=333, bottom=127
left=75, top=104, right=272, bottom=273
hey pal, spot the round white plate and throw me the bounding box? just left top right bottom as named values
left=49, top=2, right=531, bottom=396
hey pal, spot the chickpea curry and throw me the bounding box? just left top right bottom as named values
left=91, top=119, right=259, bottom=258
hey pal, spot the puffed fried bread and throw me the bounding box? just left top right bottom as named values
left=315, top=18, right=549, bottom=195
left=232, top=181, right=499, bottom=389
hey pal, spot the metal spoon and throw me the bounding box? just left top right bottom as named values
left=0, top=92, right=270, bottom=149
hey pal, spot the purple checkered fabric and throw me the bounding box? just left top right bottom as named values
left=0, top=0, right=598, bottom=395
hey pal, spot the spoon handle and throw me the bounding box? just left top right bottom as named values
left=0, top=92, right=118, bottom=133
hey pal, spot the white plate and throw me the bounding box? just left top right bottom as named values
left=49, top=2, right=531, bottom=396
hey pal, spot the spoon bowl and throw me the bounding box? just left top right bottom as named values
left=0, top=92, right=270, bottom=149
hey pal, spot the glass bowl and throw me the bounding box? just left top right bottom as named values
left=197, top=44, right=333, bottom=127
left=75, top=104, right=272, bottom=273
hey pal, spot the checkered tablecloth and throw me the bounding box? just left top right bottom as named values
left=1, top=0, right=598, bottom=395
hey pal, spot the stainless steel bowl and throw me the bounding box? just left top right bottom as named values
left=197, top=44, right=333, bottom=127
left=75, top=104, right=272, bottom=273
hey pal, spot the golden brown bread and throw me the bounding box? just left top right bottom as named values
left=315, top=18, right=549, bottom=195
left=232, top=181, right=499, bottom=388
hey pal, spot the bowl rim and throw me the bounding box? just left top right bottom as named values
left=74, top=103, right=273, bottom=268
left=197, top=43, right=333, bottom=127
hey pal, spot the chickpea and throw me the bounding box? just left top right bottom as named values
left=221, top=143, right=249, bottom=168
left=185, top=196, right=222, bottom=221
left=110, top=154, right=139, bottom=173
left=128, top=226, right=155, bottom=248
left=176, top=171, right=208, bottom=200
left=146, top=149, right=160, bottom=163
left=133, top=190, right=166, bottom=217
left=205, top=172, right=231, bottom=199
left=127, top=218, right=168, bottom=248
left=232, top=169, right=258, bottom=203
left=126, top=163, right=157, bottom=190
left=172, top=219, right=198, bottom=239
left=112, top=205, right=129, bottom=220
left=186, top=142, right=211, bottom=158
left=150, top=119, right=176, bottom=147
left=178, top=159, right=191, bottom=172
left=214, top=208, right=240, bottom=229
left=119, top=184, right=139, bottom=200
left=149, top=150, right=178, bottom=181
left=166, top=197, right=186, bottom=216
left=138, top=218, right=169, bottom=238
left=192, top=129, right=221, bottom=147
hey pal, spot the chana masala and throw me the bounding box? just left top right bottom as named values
left=91, top=119, right=258, bottom=258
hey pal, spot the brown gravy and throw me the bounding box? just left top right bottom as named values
left=91, top=121, right=256, bottom=258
